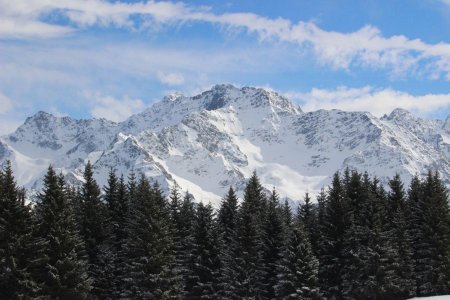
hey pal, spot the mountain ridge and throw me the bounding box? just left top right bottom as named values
left=2, top=84, right=450, bottom=205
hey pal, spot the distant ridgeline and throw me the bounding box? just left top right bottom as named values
left=1, top=160, right=450, bottom=299
left=3, top=84, right=450, bottom=206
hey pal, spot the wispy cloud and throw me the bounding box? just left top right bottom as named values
left=88, top=93, right=145, bottom=122
left=287, top=86, right=450, bottom=117
left=0, top=92, right=13, bottom=114
left=157, top=72, right=185, bottom=86
left=2, top=0, right=450, bottom=79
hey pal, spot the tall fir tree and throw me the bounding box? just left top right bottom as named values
left=123, top=176, right=183, bottom=299
left=217, top=187, right=241, bottom=299
left=387, top=174, right=415, bottom=298
left=234, top=171, right=267, bottom=299
left=217, top=186, right=239, bottom=244
left=0, top=162, right=44, bottom=299
left=78, top=161, right=109, bottom=298
left=34, top=166, right=90, bottom=299
left=261, top=188, right=285, bottom=299
left=299, top=192, right=318, bottom=253
left=414, top=171, right=450, bottom=296
left=187, top=202, right=222, bottom=299
left=318, top=172, right=348, bottom=300
left=275, top=216, right=320, bottom=300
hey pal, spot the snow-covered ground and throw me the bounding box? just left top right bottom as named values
left=2, top=84, right=450, bottom=205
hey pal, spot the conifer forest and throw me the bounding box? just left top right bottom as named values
left=1, top=161, right=450, bottom=300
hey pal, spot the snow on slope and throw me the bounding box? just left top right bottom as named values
left=1, top=84, right=450, bottom=205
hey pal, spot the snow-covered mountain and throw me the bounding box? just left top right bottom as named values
left=2, top=84, right=450, bottom=205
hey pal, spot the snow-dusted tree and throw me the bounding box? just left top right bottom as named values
left=78, top=161, right=109, bottom=298
left=275, top=214, right=320, bottom=300
left=317, top=172, right=347, bottom=299
left=0, top=162, right=44, bottom=299
left=261, top=188, right=285, bottom=299
left=187, top=202, right=222, bottom=299
left=34, top=166, right=90, bottom=299
left=233, top=171, right=267, bottom=299
left=124, top=176, right=183, bottom=299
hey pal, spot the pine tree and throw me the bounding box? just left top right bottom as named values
left=78, top=161, right=108, bottom=298
left=34, top=166, right=90, bottom=299
left=299, top=192, right=318, bottom=253
left=217, top=187, right=241, bottom=299
left=187, top=202, right=222, bottom=299
left=275, top=216, right=320, bottom=300
left=0, top=162, right=44, bottom=299
left=102, top=170, right=130, bottom=298
left=317, top=172, right=348, bottom=299
left=218, top=186, right=239, bottom=244
left=233, top=171, right=267, bottom=299
left=414, top=171, right=450, bottom=296
left=387, top=174, right=415, bottom=298
left=261, top=188, right=284, bottom=299
left=169, top=186, right=196, bottom=297
left=124, top=176, right=183, bottom=299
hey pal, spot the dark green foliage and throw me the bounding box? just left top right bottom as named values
left=233, top=171, right=267, bottom=299
left=387, top=174, right=415, bottom=298
left=103, top=170, right=130, bottom=298
left=124, top=176, right=183, bottom=299
left=77, top=161, right=109, bottom=298
left=0, top=161, right=44, bottom=299
left=218, top=186, right=238, bottom=244
left=34, top=166, right=90, bottom=299
left=187, top=202, right=222, bottom=299
left=261, top=189, right=285, bottom=299
left=275, top=216, right=320, bottom=300
left=299, top=192, right=318, bottom=253
left=318, top=172, right=347, bottom=299
left=217, top=187, right=240, bottom=299
left=412, top=171, right=450, bottom=296
left=341, top=172, right=401, bottom=299
left=3, top=162, right=450, bottom=299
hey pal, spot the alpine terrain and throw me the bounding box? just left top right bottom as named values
left=1, top=84, right=450, bottom=204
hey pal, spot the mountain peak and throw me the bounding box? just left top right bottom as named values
left=25, top=110, right=56, bottom=123
left=191, top=84, right=302, bottom=114
left=386, top=108, right=413, bottom=120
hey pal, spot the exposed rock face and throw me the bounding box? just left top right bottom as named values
left=2, top=84, right=450, bottom=205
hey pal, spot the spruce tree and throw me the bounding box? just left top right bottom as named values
left=0, top=162, right=43, bottom=299
left=233, top=171, right=267, bottom=299
left=34, top=166, right=90, bottom=299
left=414, top=171, right=450, bottom=296
left=387, top=174, right=415, bottom=298
left=299, top=192, right=318, bottom=253
left=261, top=188, right=284, bottom=299
left=218, top=186, right=239, bottom=244
left=318, top=172, right=347, bottom=299
left=217, top=187, right=241, bottom=299
left=275, top=216, right=320, bottom=300
left=187, top=202, right=222, bottom=299
left=124, top=176, right=183, bottom=299
left=169, top=186, right=196, bottom=297
left=78, top=161, right=108, bottom=298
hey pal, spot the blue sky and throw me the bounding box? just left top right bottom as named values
left=1, top=0, right=450, bottom=134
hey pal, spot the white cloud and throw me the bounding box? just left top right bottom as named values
left=0, top=92, right=14, bottom=114
left=0, top=18, right=73, bottom=39
left=157, top=72, right=185, bottom=86
left=287, top=86, right=450, bottom=117
left=88, top=93, right=145, bottom=122
left=2, top=0, right=450, bottom=79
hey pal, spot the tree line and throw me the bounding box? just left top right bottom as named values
left=1, top=161, right=450, bottom=299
